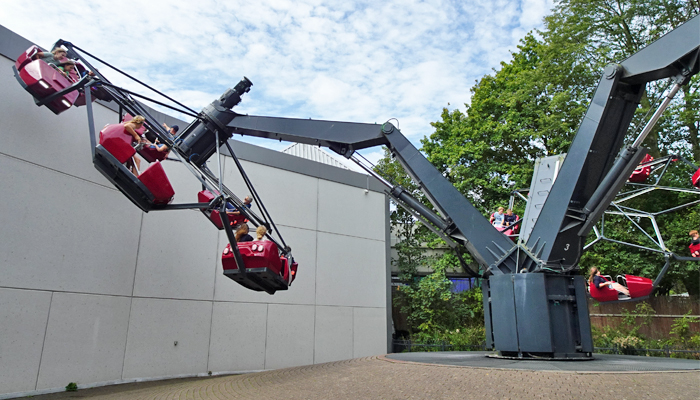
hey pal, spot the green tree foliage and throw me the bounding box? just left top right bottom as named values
left=396, top=255, right=484, bottom=335
left=418, top=0, right=700, bottom=293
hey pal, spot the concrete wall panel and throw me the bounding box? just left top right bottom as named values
left=353, top=307, right=389, bottom=358
left=314, top=306, right=353, bottom=364
left=225, top=160, right=319, bottom=231
left=317, top=179, right=386, bottom=241
left=122, top=298, right=212, bottom=379
left=35, top=293, right=131, bottom=390
left=0, top=288, right=51, bottom=394
left=0, top=155, right=142, bottom=296
left=132, top=209, right=218, bottom=301
left=316, top=232, right=387, bottom=307
left=208, top=302, right=268, bottom=372
left=264, top=304, right=315, bottom=370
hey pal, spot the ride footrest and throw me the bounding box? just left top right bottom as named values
left=221, top=241, right=289, bottom=294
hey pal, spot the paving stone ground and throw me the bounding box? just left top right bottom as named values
left=25, top=356, right=700, bottom=400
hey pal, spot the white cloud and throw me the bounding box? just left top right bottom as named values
left=0, top=0, right=554, bottom=163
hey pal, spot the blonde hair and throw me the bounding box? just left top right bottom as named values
left=256, top=225, right=267, bottom=240
left=497, top=207, right=505, bottom=212
left=129, top=115, right=146, bottom=125
left=690, top=230, right=699, bottom=236
left=51, top=47, right=67, bottom=56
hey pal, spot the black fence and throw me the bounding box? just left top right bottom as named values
left=392, top=340, right=700, bottom=358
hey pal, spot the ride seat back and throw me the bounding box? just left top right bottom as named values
left=198, top=190, right=224, bottom=229
left=588, top=279, right=618, bottom=302
left=15, top=45, right=40, bottom=71
left=692, top=167, right=700, bottom=189
left=625, top=274, right=653, bottom=298
left=629, top=154, right=654, bottom=183
left=99, top=124, right=136, bottom=164
left=138, top=161, right=175, bottom=204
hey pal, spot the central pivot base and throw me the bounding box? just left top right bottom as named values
left=488, top=352, right=593, bottom=361
left=483, top=273, right=594, bottom=358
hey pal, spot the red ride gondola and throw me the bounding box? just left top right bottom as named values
left=629, top=154, right=654, bottom=183
left=14, top=45, right=79, bottom=115
left=222, top=240, right=297, bottom=294
left=588, top=274, right=653, bottom=302
left=95, top=124, right=175, bottom=208
left=692, top=167, right=700, bottom=189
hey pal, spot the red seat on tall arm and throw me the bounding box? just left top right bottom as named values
left=629, top=154, right=654, bottom=183
left=626, top=274, right=653, bottom=298
left=692, top=167, right=700, bottom=189
left=689, top=242, right=700, bottom=257
left=138, top=161, right=175, bottom=204
left=588, top=278, right=619, bottom=302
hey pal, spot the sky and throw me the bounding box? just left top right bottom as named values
left=0, top=0, right=554, bottom=166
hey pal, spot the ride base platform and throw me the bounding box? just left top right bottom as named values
left=386, top=351, right=700, bottom=372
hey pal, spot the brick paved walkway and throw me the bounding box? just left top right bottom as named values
left=26, top=356, right=700, bottom=400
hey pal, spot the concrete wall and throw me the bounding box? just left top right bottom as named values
left=0, top=26, right=390, bottom=399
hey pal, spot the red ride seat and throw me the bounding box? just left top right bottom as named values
left=221, top=241, right=291, bottom=294
left=690, top=241, right=700, bottom=257
left=17, top=57, right=79, bottom=115
left=197, top=190, right=248, bottom=229
left=625, top=274, right=653, bottom=298
left=121, top=114, right=169, bottom=163
left=99, top=124, right=136, bottom=163
left=96, top=123, right=175, bottom=207
left=137, top=161, right=175, bottom=204
left=588, top=278, right=619, bottom=302
left=692, top=167, right=700, bottom=189
left=629, top=154, right=654, bottom=183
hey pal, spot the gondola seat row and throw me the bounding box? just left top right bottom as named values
left=198, top=190, right=248, bottom=229
left=221, top=241, right=298, bottom=294
left=121, top=114, right=169, bottom=163
left=93, top=124, right=175, bottom=211
left=15, top=45, right=78, bottom=115
left=588, top=274, right=653, bottom=302
left=628, top=154, right=654, bottom=183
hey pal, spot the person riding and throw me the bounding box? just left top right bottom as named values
left=235, top=224, right=254, bottom=243
left=34, top=47, right=67, bottom=66
left=57, top=59, right=77, bottom=82
left=123, top=115, right=146, bottom=174
left=689, top=230, right=700, bottom=257
left=588, top=266, right=629, bottom=296
left=256, top=225, right=268, bottom=241
left=227, top=196, right=253, bottom=219
left=490, top=207, right=505, bottom=227
left=504, top=209, right=517, bottom=227
left=162, top=122, right=179, bottom=137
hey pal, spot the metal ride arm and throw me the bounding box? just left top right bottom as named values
left=525, top=15, right=700, bottom=272
left=227, top=116, right=517, bottom=274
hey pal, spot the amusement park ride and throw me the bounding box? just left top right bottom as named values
left=12, top=15, right=700, bottom=360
